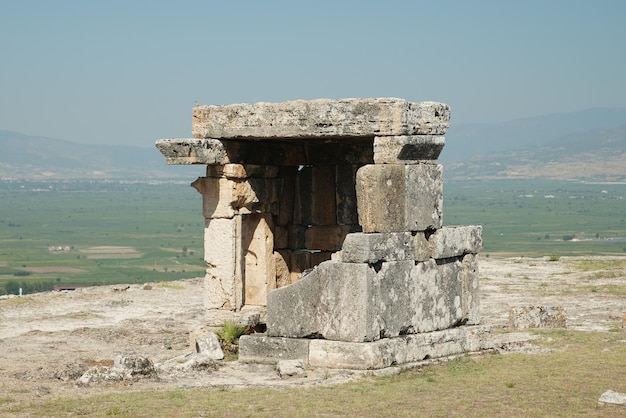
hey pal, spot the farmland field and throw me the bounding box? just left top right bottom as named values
left=1, top=178, right=625, bottom=294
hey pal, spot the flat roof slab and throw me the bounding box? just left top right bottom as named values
left=192, top=98, right=450, bottom=139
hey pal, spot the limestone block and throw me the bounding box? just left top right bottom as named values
left=304, top=225, right=351, bottom=252
left=356, top=164, right=443, bottom=233
left=155, top=138, right=230, bottom=165
left=273, top=225, right=289, bottom=249
left=311, top=165, right=337, bottom=225
left=192, top=98, right=451, bottom=139
left=191, top=176, right=279, bottom=218
left=194, top=333, right=224, bottom=360
left=242, top=214, right=275, bottom=306
left=374, top=260, right=418, bottom=338
left=206, top=164, right=279, bottom=179
left=508, top=306, right=567, bottom=329
left=288, top=225, right=306, bottom=249
left=341, top=232, right=415, bottom=263
left=414, top=226, right=483, bottom=261
left=274, top=251, right=291, bottom=288
left=277, top=359, right=307, bottom=378
left=289, top=250, right=311, bottom=282
left=373, top=135, right=445, bottom=164
left=461, top=254, right=480, bottom=325
left=310, top=251, right=333, bottom=267
left=413, top=258, right=463, bottom=333
left=276, top=167, right=296, bottom=226
left=238, top=334, right=310, bottom=364
left=308, top=326, right=492, bottom=370
left=267, top=261, right=378, bottom=342
left=204, top=217, right=242, bottom=310
left=335, top=164, right=360, bottom=225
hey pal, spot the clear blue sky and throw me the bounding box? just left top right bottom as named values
left=1, top=0, right=625, bottom=147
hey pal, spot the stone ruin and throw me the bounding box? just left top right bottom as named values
left=156, top=98, right=492, bottom=370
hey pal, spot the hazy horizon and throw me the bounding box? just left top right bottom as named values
left=2, top=1, right=625, bottom=147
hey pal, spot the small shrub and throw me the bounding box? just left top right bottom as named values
left=548, top=254, right=560, bottom=262
left=216, top=320, right=249, bottom=356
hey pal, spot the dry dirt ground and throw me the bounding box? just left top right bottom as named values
left=1, top=256, right=625, bottom=407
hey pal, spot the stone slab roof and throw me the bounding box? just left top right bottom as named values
left=191, top=98, right=450, bottom=139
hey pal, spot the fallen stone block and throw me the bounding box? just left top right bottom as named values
left=508, top=306, right=567, bottom=329
left=195, top=333, right=224, bottom=360
left=192, top=98, right=450, bottom=139
left=599, top=389, right=626, bottom=407
left=276, top=359, right=307, bottom=378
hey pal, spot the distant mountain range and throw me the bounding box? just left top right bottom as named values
left=2, top=107, right=625, bottom=181
left=0, top=130, right=201, bottom=181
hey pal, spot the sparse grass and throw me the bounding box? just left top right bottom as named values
left=8, top=330, right=625, bottom=417
left=548, top=254, right=560, bottom=262
left=215, top=320, right=249, bottom=360
left=155, top=282, right=186, bottom=290
left=571, top=259, right=626, bottom=272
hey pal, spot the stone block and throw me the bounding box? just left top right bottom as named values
left=192, top=98, right=450, bottom=139
left=276, top=167, right=296, bottom=226
left=508, top=306, right=567, bottom=329
left=289, top=250, right=311, bottom=282
left=191, top=177, right=279, bottom=218
left=308, top=326, right=492, bottom=370
left=273, top=225, right=289, bottom=249
left=238, top=334, right=310, bottom=364
left=461, top=254, right=480, bottom=325
left=341, top=232, right=415, bottom=263
left=373, top=135, right=445, bottom=163
left=206, top=164, right=279, bottom=179
left=155, top=138, right=230, bottom=165
left=203, top=217, right=242, bottom=310
left=310, top=251, right=333, bottom=267
left=267, top=261, right=377, bottom=342
left=374, top=260, right=418, bottom=338
left=288, top=225, right=306, bottom=249
left=294, top=166, right=313, bottom=225
left=311, top=166, right=337, bottom=225
left=277, top=359, right=307, bottom=378
left=274, top=251, right=291, bottom=288
left=335, top=164, right=360, bottom=225
left=413, top=258, right=464, bottom=333
left=242, top=214, right=275, bottom=306
left=414, top=225, right=483, bottom=261
left=304, top=225, right=351, bottom=252
left=194, top=333, right=224, bottom=360
left=356, top=164, right=443, bottom=233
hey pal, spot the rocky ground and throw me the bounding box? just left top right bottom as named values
left=1, top=256, right=625, bottom=407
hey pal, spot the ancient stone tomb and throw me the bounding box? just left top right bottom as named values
left=156, top=98, right=490, bottom=369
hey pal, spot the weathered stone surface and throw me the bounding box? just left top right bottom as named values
left=311, top=165, right=337, bottom=225
left=508, top=306, right=567, bottom=329
left=155, top=138, right=230, bottom=165
left=191, top=177, right=279, bottom=219
left=356, top=164, right=443, bottom=233
left=194, top=333, right=224, bottom=360
left=375, top=260, right=418, bottom=338
left=599, top=389, right=626, bottom=407
left=341, top=232, right=415, bottom=263
left=238, top=334, right=310, bottom=364
left=304, top=225, right=351, bottom=252
left=413, top=258, right=463, bottom=333
left=461, top=254, right=480, bottom=325
left=242, top=214, right=275, bottom=306
left=204, top=217, right=242, bottom=310
left=206, top=164, right=279, bottom=179
left=267, top=261, right=377, bottom=342
left=307, top=326, right=492, bottom=370
left=335, top=164, right=360, bottom=225
left=276, top=167, right=296, bottom=226
left=157, top=137, right=374, bottom=166
left=192, top=98, right=450, bottom=139
left=276, top=359, right=307, bottom=378
left=274, top=251, right=291, bottom=288
left=373, top=135, right=445, bottom=164
left=415, top=226, right=482, bottom=261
